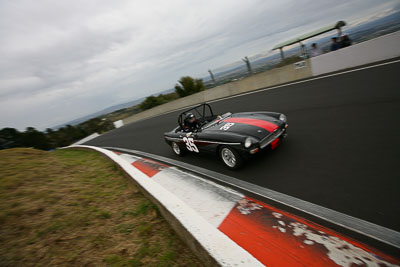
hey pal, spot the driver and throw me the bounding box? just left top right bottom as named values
left=183, top=113, right=201, bottom=132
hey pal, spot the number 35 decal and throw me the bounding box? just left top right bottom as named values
left=183, top=137, right=199, bottom=153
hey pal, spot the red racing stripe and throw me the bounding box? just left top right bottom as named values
left=224, top=118, right=278, bottom=132
left=271, top=138, right=280, bottom=150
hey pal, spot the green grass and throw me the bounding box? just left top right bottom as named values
left=0, top=148, right=203, bottom=266
left=116, top=223, right=136, bottom=235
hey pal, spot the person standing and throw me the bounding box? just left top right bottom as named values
left=330, top=37, right=340, bottom=51
left=310, top=43, right=323, bottom=57
left=340, top=34, right=352, bottom=48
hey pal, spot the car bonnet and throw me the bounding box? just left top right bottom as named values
left=206, top=115, right=281, bottom=140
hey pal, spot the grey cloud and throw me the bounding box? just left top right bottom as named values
left=0, top=0, right=397, bottom=130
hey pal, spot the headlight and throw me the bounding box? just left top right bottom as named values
left=244, top=137, right=252, bottom=148
left=279, top=114, right=287, bottom=122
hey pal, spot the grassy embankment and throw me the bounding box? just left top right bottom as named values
left=0, top=148, right=203, bottom=266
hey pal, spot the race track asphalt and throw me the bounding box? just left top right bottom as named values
left=85, top=61, right=400, bottom=231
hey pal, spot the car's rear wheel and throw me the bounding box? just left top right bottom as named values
left=219, top=146, right=243, bottom=170
left=171, top=142, right=184, bottom=156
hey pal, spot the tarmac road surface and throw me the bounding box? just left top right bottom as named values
left=86, top=61, right=400, bottom=231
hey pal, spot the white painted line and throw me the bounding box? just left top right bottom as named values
left=71, top=132, right=100, bottom=145
left=106, top=146, right=400, bottom=250
left=68, top=145, right=264, bottom=267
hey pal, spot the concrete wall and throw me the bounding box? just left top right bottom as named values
left=310, top=31, right=400, bottom=76
left=123, top=59, right=312, bottom=125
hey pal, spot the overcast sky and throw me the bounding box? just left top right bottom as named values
left=1, top=0, right=399, bottom=130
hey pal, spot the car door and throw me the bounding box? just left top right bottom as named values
left=192, top=129, right=220, bottom=154
left=182, top=129, right=218, bottom=154
left=178, top=131, right=200, bottom=154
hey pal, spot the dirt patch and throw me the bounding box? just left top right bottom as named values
left=0, top=148, right=203, bottom=266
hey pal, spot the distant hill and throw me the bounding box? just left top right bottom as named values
left=156, top=87, right=175, bottom=95
left=52, top=97, right=146, bottom=129
left=52, top=87, right=177, bottom=129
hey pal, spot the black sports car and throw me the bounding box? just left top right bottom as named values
left=163, top=103, right=288, bottom=169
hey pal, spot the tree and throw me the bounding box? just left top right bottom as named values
left=139, top=93, right=179, bottom=111
left=0, top=115, right=116, bottom=151
left=0, top=128, right=22, bottom=149
left=140, top=95, right=164, bottom=110
left=20, top=127, right=51, bottom=150
left=175, top=76, right=205, bottom=97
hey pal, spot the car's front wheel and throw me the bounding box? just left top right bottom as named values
left=219, top=146, right=243, bottom=170
left=171, top=142, right=184, bottom=156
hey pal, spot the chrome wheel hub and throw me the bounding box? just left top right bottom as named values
left=172, top=142, right=180, bottom=155
left=221, top=148, right=236, bottom=168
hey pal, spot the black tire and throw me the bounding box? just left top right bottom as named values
left=219, top=145, right=243, bottom=170
left=171, top=142, right=185, bottom=157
